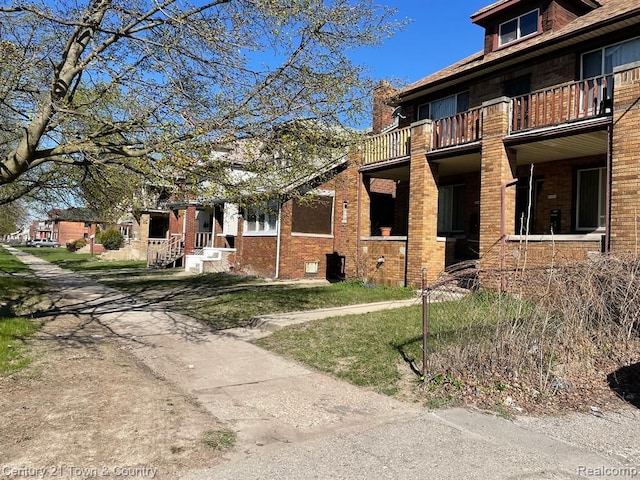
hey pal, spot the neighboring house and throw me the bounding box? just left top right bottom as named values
left=45, top=208, right=101, bottom=246
left=144, top=0, right=640, bottom=288
left=353, top=0, right=640, bottom=288
left=29, top=219, right=54, bottom=241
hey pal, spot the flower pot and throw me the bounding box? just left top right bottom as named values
left=380, top=226, right=392, bottom=237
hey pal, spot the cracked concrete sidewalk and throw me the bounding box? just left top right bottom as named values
left=11, top=247, right=640, bottom=479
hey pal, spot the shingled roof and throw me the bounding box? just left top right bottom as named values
left=398, top=0, right=640, bottom=101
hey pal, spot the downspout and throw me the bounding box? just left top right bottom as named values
left=500, top=179, right=518, bottom=292
left=275, top=202, right=282, bottom=279
left=605, top=123, right=612, bottom=254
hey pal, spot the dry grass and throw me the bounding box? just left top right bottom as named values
left=422, top=255, right=640, bottom=414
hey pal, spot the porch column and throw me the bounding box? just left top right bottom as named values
left=610, top=64, right=640, bottom=254
left=406, top=119, right=442, bottom=286
left=184, top=205, right=197, bottom=254
left=479, top=97, right=517, bottom=275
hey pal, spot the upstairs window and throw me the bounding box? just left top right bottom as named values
left=417, top=91, right=469, bottom=121
left=581, top=37, right=640, bottom=78
left=499, top=10, right=539, bottom=46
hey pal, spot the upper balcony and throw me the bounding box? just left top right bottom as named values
left=362, top=125, right=411, bottom=166
left=361, top=73, right=614, bottom=167
left=510, top=74, right=612, bottom=133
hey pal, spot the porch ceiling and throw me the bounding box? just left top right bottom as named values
left=361, top=163, right=410, bottom=180
left=509, top=130, right=608, bottom=165
left=431, top=152, right=481, bottom=176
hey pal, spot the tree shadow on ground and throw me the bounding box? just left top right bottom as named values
left=608, top=362, right=640, bottom=409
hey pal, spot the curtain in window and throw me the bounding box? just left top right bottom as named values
left=605, top=38, right=640, bottom=73
left=430, top=96, right=456, bottom=120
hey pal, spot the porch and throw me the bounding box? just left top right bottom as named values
left=359, top=72, right=618, bottom=285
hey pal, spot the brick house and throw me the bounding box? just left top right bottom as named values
left=353, top=0, right=640, bottom=288
left=46, top=208, right=101, bottom=246
left=153, top=0, right=640, bottom=288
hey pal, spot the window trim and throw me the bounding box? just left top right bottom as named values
left=575, top=166, right=606, bottom=232
left=243, top=201, right=279, bottom=237
left=498, top=9, right=540, bottom=47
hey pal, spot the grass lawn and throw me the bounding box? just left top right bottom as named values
left=19, top=246, right=147, bottom=272
left=109, top=277, right=417, bottom=330
left=0, top=246, right=47, bottom=375
left=255, top=292, right=518, bottom=396
left=22, top=246, right=417, bottom=330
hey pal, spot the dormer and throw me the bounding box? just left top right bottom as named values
left=471, top=0, right=600, bottom=54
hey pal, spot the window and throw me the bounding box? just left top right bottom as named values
left=499, top=10, right=539, bottom=46
left=438, top=184, right=465, bottom=234
left=292, top=195, right=334, bottom=235
left=581, top=37, right=640, bottom=78
left=576, top=167, right=606, bottom=231
left=417, top=91, right=469, bottom=121
left=244, top=201, right=278, bottom=235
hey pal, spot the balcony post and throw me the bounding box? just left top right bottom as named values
left=609, top=63, right=640, bottom=254
left=479, top=97, right=517, bottom=286
left=406, top=119, right=442, bottom=287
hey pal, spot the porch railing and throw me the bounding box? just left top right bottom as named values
left=195, top=231, right=213, bottom=249
left=511, top=74, right=613, bottom=133
left=147, top=236, right=184, bottom=268
left=362, top=125, right=411, bottom=165
left=432, top=107, right=483, bottom=150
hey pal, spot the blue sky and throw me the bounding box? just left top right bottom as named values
left=355, top=1, right=491, bottom=87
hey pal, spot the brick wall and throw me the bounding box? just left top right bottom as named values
left=479, top=98, right=515, bottom=271
left=514, top=155, right=605, bottom=235
left=54, top=221, right=89, bottom=245
left=184, top=205, right=196, bottom=254
left=359, top=239, right=407, bottom=287
left=405, top=120, right=444, bottom=286
left=610, top=65, right=640, bottom=253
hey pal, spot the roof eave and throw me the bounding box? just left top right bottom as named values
left=398, top=7, right=640, bottom=103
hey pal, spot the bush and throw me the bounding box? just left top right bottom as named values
left=66, top=238, right=87, bottom=252
left=96, top=229, right=124, bottom=250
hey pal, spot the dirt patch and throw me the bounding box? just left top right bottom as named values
left=0, top=311, right=228, bottom=480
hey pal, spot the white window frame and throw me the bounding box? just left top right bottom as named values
left=498, top=9, right=540, bottom=47
left=417, top=91, right=469, bottom=121
left=438, top=184, right=465, bottom=234
left=243, top=201, right=279, bottom=236
left=576, top=167, right=606, bottom=232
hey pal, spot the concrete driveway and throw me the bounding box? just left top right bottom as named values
left=11, top=247, right=640, bottom=479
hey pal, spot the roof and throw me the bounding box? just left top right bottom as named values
left=48, top=207, right=101, bottom=222
left=471, top=0, right=600, bottom=23
left=399, top=0, right=640, bottom=101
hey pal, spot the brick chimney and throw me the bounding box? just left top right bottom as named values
left=372, top=81, right=398, bottom=134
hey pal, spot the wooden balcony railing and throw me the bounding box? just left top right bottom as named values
left=362, top=126, right=411, bottom=165
left=432, top=107, right=483, bottom=150
left=511, top=74, right=613, bottom=133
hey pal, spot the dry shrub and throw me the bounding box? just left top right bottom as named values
left=423, top=255, right=640, bottom=412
